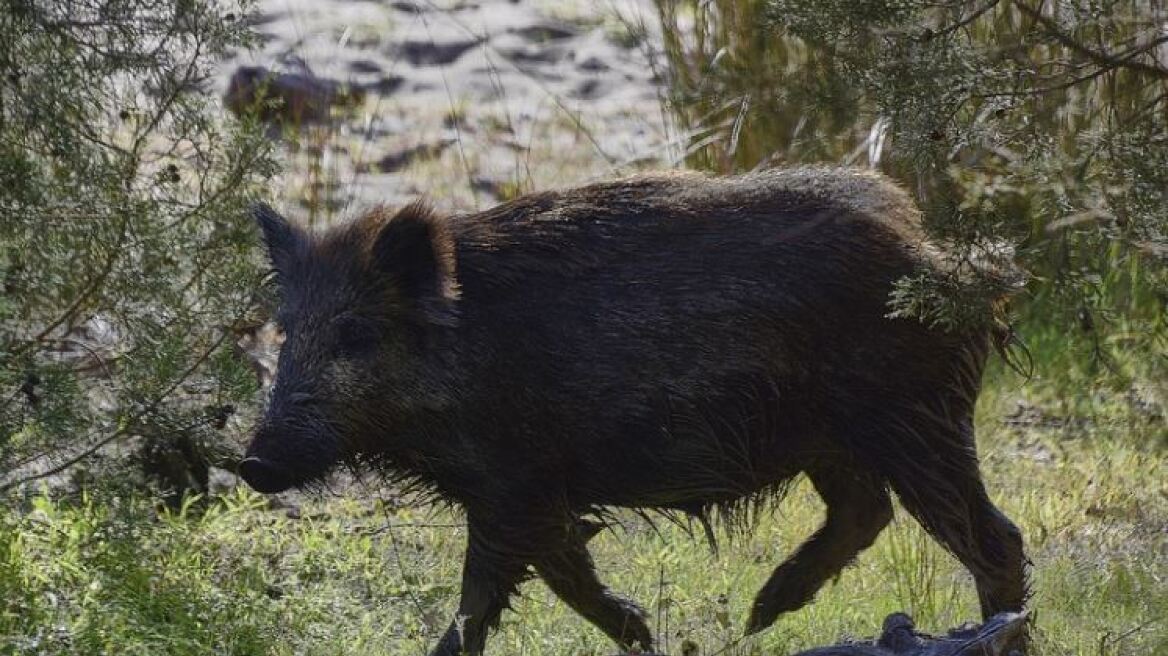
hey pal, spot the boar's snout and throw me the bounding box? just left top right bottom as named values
left=240, top=412, right=341, bottom=493
left=238, top=456, right=295, bottom=494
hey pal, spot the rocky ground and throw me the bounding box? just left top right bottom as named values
left=219, top=0, right=674, bottom=223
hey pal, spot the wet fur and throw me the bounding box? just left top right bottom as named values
left=247, top=167, right=1028, bottom=655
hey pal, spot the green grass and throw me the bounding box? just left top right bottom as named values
left=3, top=341, right=1164, bottom=655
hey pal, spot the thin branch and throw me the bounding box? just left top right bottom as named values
left=10, top=215, right=131, bottom=359
left=0, top=294, right=257, bottom=493
left=1011, top=1, right=1168, bottom=79
left=934, top=0, right=1002, bottom=38
left=1, top=425, right=132, bottom=494
left=45, top=337, right=118, bottom=379
left=1131, top=88, right=1168, bottom=121
left=975, top=62, right=1129, bottom=97
left=974, top=34, right=1168, bottom=98
left=132, top=36, right=204, bottom=155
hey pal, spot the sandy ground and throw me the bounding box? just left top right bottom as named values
left=219, top=0, right=675, bottom=223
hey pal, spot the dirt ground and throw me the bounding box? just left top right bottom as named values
left=219, top=0, right=674, bottom=222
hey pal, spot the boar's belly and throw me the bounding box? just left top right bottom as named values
left=564, top=386, right=817, bottom=509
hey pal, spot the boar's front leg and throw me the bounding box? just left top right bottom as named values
left=431, top=515, right=530, bottom=656
left=534, top=521, right=653, bottom=652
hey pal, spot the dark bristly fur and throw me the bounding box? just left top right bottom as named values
left=241, top=167, right=1029, bottom=656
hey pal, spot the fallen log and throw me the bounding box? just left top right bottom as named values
left=790, top=611, right=1028, bottom=656
left=613, top=612, right=1028, bottom=656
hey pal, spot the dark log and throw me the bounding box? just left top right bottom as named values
left=790, top=612, right=1029, bottom=656
left=612, top=612, right=1028, bottom=656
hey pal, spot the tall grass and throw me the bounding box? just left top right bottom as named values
left=656, top=0, right=872, bottom=171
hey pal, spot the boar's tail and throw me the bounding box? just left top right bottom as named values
left=923, top=232, right=1030, bottom=377
left=972, top=242, right=1031, bottom=378
left=990, top=311, right=1032, bottom=379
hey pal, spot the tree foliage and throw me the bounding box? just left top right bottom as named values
left=656, top=0, right=1167, bottom=375
left=0, top=0, right=276, bottom=494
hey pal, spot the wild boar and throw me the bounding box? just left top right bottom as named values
left=239, top=167, right=1028, bottom=655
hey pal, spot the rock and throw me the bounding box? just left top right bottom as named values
left=363, top=74, right=406, bottom=95
left=509, top=21, right=578, bottom=42
left=569, top=77, right=609, bottom=100
left=348, top=59, right=384, bottom=74
left=211, top=0, right=670, bottom=211
left=44, top=315, right=120, bottom=376
left=207, top=467, right=240, bottom=496
left=392, top=0, right=479, bottom=11
left=234, top=321, right=281, bottom=389
left=389, top=0, right=426, bottom=13
left=469, top=176, right=508, bottom=199
left=224, top=65, right=364, bottom=123
left=492, top=32, right=571, bottom=65
left=577, top=54, right=610, bottom=72
left=391, top=35, right=483, bottom=66
left=364, top=139, right=455, bottom=173
left=242, top=11, right=280, bottom=27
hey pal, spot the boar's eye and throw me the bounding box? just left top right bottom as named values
left=333, top=315, right=380, bottom=357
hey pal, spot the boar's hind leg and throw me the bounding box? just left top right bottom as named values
left=885, top=420, right=1028, bottom=619
left=746, top=466, right=893, bottom=635
left=431, top=517, right=530, bottom=656
left=535, top=523, right=653, bottom=652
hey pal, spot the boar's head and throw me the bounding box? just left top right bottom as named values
left=239, top=202, right=459, bottom=494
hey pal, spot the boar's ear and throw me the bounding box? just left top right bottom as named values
left=251, top=202, right=304, bottom=280
left=371, top=201, right=460, bottom=327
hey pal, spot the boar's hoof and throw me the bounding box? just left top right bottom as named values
left=239, top=457, right=294, bottom=494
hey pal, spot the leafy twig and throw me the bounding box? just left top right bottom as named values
left=1011, top=1, right=1168, bottom=79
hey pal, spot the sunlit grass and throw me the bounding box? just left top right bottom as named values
left=4, top=347, right=1164, bottom=655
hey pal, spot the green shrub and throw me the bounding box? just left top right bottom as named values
left=0, top=0, right=277, bottom=495
left=0, top=491, right=283, bottom=655
left=654, top=0, right=1167, bottom=390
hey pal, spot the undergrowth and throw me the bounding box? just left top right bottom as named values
left=2, top=336, right=1163, bottom=655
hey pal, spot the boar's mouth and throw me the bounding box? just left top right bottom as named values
left=238, top=456, right=297, bottom=494
left=240, top=414, right=343, bottom=494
